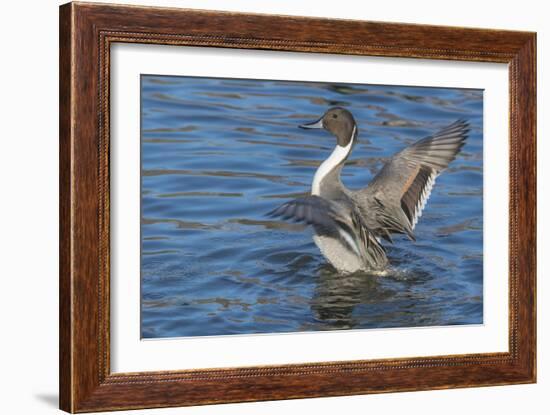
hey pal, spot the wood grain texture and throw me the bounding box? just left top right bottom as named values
left=59, top=2, right=537, bottom=412
left=59, top=3, right=73, bottom=411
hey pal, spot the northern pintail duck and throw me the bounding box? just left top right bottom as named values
left=268, top=107, right=469, bottom=274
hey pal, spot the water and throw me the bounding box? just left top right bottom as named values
left=140, top=75, right=483, bottom=338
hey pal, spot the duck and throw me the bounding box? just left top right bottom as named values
left=268, top=107, right=469, bottom=274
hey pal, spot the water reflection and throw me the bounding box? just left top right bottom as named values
left=311, top=266, right=388, bottom=330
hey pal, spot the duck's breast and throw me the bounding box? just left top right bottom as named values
left=313, top=234, right=365, bottom=274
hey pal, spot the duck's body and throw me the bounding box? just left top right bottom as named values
left=268, top=107, right=469, bottom=274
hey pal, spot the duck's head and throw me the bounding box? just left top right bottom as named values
left=299, top=107, right=357, bottom=147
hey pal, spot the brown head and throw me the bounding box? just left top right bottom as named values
left=299, top=107, right=357, bottom=147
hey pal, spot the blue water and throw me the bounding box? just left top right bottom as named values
left=140, top=75, right=483, bottom=338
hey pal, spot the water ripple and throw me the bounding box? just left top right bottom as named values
left=140, top=75, right=483, bottom=338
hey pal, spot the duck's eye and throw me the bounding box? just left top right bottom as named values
left=332, top=114, right=338, bottom=119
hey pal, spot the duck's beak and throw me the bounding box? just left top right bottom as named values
left=299, top=117, right=324, bottom=129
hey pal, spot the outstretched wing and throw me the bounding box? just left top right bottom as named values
left=267, top=195, right=339, bottom=232
left=355, top=119, right=470, bottom=239
left=267, top=195, right=385, bottom=267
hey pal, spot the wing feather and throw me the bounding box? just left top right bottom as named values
left=267, top=195, right=338, bottom=231
left=268, top=195, right=386, bottom=267
left=355, top=119, right=469, bottom=237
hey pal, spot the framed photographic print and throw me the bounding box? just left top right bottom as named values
left=59, top=2, right=536, bottom=412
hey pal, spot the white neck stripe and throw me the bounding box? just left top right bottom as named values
left=311, top=126, right=356, bottom=196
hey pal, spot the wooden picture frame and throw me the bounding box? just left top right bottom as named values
left=59, top=2, right=536, bottom=412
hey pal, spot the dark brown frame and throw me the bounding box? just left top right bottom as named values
left=59, top=2, right=536, bottom=412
